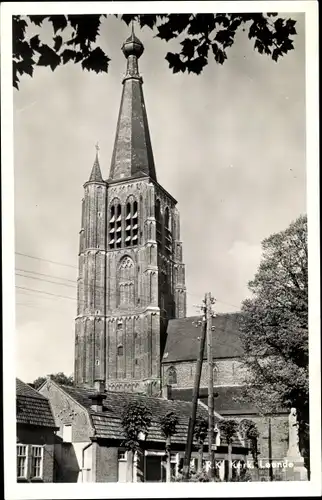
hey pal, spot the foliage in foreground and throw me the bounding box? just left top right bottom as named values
left=238, top=214, right=309, bottom=473
left=121, top=399, right=152, bottom=451
left=13, top=13, right=298, bottom=88
left=31, top=372, right=74, bottom=389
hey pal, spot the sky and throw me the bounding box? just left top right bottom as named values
left=13, top=13, right=306, bottom=383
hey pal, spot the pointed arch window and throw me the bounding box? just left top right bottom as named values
left=118, top=256, right=135, bottom=307
left=109, top=200, right=122, bottom=249
left=164, top=207, right=172, bottom=254
left=167, top=365, right=177, bottom=385
left=125, top=198, right=138, bottom=247
left=155, top=199, right=162, bottom=245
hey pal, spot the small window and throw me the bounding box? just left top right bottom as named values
left=167, top=366, right=177, bottom=385
left=17, top=444, right=28, bottom=479
left=62, top=424, right=72, bottom=443
left=31, top=446, right=43, bottom=479
left=118, top=450, right=127, bottom=461
left=117, top=345, right=124, bottom=356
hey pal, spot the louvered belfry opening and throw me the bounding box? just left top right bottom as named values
left=109, top=201, right=122, bottom=249
left=155, top=199, right=162, bottom=245
left=164, top=207, right=172, bottom=255
left=125, top=199, right=138, bottom=248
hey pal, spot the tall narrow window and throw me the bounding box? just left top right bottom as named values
left=118, top=256, right=135, bottom=307
left=17, top=444, right=28, bottom=479
left=164, top=207, right=172, bottom=255
left=31, top=446, right=43, bottom=479
left=109, top=200, right=122, bottom=249
left=125, top=198, right=138, bottom=247
left=155, top=199, right=162, bottom=245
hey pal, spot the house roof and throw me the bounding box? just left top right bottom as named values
left=170, top=386, right=258, bottom=415
left=16, top=378, right=57, bottom=428
left=60, top=384, right=243, bottom=447
left=170, top=386, right=289, bottom=416
left=163, top=313, right=244, bottom=363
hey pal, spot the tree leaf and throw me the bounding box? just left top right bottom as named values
left=12, top=16, right=28, bottom=40
left=53, top=35, right=63, bottom=52
left=29, top=15, right=48, bottom=26
left=180, top=38, right=199, bottom=59
left=37, top=44, right=61, bottom=71
left=186, top=56, right=208, bottom=75
left=61, top=49, right=76, bottom=64
left=157, top=21, right=177, bottom=41
left=13, top=61, right=20, bottom=89
left=16, top=58, right=34, bottom=77
left=81, top=47, right=110, bottom=73
left=165, top=52, right=186, bottom=73
left=49, top=15, right=68, bottom=33
left=30, top=35, right=41, bottom=50
left=138, top=14, right=158, bottom=30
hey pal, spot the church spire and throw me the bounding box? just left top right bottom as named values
left=108, top=26, right=157, bottom=182
left=89, top=143, right=103, bottom=182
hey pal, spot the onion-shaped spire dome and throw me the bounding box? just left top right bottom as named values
left=122, top=22, right=144, bottom=59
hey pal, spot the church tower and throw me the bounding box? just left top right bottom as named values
left=74, top=28, right=186, bottom=395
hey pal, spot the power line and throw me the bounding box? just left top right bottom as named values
left=15, top=267, right=241, bottom=311
left=15, top=268, right=76, bottom=284
left=15, top=251, right=77, bottom=269
left=16, top=286, right=77, bottom=302
left=15, top=272, right=76, bottom=289
left=15, top=252, right=242, bottom=310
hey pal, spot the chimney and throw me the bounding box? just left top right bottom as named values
left=88, top=379, right=106, bottom=412
left=94, top=379, right=105, bottom=393
left=162, top=384, right=172, bottom=400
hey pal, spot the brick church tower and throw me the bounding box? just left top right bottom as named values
left=74, top=28, right=186, bottom=395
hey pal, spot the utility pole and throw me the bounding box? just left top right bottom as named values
left=268, top=417, right=273, bottom=481
left=183, top=297, right=207, bottom=479
left=206, top=292, right=216, bottom=481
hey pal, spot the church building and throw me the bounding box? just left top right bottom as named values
left=74, top=27, right=186, bottom=396
left=71, top=27, right=306, bottom=481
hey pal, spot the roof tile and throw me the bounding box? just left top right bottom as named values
left=163, top=313, right=243, bottom=363
left=16, top=378, right=56, bottom=428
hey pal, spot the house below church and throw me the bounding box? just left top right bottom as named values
left=16, top=378, right=58, bottom=482
left=39, top=378, right=249, bottom=482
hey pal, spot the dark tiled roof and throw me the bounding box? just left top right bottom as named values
left=171, top=386, right=259, bottom=415
left=163, top=313, right=243, bottom=363
left=60, top=385, right=242, bottom=447
left=16, top=378, right=57, bottom=428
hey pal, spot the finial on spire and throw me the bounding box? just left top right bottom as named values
left=88, top=142, right=103, bottom=182
left=122, top=22, right=144, bottom=59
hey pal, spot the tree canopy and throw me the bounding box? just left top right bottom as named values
left=121, top=399, right=152, bottom=451
left=31, top=371, right=74, bottom=389
left=13, top=13, right=297, bottom=89
left=239, top=214, right=309, bottom=472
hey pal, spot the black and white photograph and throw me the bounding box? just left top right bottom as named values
left=1, top=1, right=320, bottom=497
